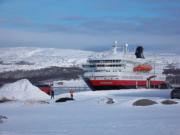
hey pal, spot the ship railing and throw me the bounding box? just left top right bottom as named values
left=52, top=86, right=90, bottom=90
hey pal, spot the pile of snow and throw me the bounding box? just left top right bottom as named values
left=0, top=79, right=50, bottom=101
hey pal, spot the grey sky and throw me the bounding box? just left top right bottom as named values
left=0, top=0, right=179, bottom=52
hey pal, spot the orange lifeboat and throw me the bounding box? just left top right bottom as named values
left=133, top=65, right=152, bottom=72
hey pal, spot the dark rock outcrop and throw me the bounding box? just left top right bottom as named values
left=106, top=98, right=115, bottom=104
left=133, top=99, right=158, bottom=106
left=161, top=100, right=178, bottom=105
left=0, top=66, right=84, bottom=86
left=56, top=97, right=74, bottom=103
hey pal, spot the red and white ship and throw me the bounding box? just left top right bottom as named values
left=82, top=41, right=166, bottom=90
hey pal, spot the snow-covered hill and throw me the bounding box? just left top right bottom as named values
left=0, top=47, right=94, bottom=72
left=145, top=52, right=180, bottom=69
left=0, top=47, right=180, bottom=73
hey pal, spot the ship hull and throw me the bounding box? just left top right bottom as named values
left=84, top=78, right=166, bottom=90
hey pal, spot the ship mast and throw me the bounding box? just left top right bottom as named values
left=112, top=41, right=118, bottom=54
left=124, top=43, right=129, bottom=55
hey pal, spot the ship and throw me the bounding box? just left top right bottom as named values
left=82, top=41, right=167, bottom=90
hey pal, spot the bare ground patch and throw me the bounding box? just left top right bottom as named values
left=26, top=100, right=49, bottom=104
left=0, top=98, right=49, bottom=104
left=0, top=98, right=15, bottom=103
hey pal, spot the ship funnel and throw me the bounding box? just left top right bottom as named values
left=135, top=46, right=145, bottom=58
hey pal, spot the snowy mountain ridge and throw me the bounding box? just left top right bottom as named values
left=0, top=47, right=180, bottom=72
left=0, top=47, right=94, bottom=72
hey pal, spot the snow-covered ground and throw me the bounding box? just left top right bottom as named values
left=1, top=47, right=180, bottom=135
left=1, top=86, right=180, bottom=135
left=0, top=47, right=180, bottom=72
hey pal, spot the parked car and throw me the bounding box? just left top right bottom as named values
left=35, top=84, right=52, bottom=95
left=171, top=87, right=180, bottom=99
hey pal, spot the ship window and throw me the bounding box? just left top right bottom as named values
left=88, top=59, right=121, bottom=63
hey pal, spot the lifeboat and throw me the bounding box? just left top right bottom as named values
left=133, top=65, right=152, bottom=72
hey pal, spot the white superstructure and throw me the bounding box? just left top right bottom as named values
left=83, top=41, right=166, bottom=90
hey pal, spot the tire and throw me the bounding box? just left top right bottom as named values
left=171, top=92, right=174, bottom=99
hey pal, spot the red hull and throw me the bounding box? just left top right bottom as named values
left=90, top=80, right=165, bottom=86
left=84, top=79, right=166, bottom=90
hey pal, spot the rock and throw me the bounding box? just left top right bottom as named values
left=106, top=98, right=115, bottom=104
left=161, top=100, right=178, bottom=105
left=0, top=115, right=8, bottom=124
left=56, top=97, right=74, bottom=103
left=133, top=99, right=158, bottom=106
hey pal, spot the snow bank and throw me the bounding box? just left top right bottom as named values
left=0, top=79, right=50, bottom=101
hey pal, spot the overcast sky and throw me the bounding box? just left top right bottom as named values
left=0, top=0, right=180, bottom=52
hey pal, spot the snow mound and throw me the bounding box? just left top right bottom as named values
left=0, top=79, right=50, bottom=101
